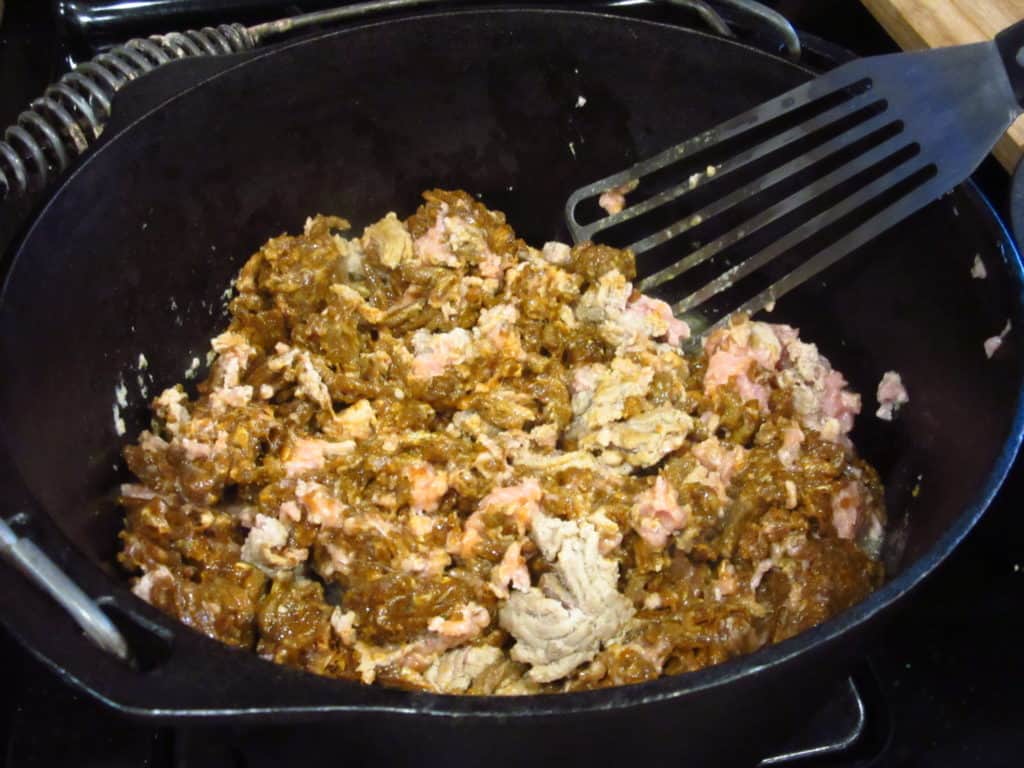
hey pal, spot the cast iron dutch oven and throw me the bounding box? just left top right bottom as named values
left=0, top=8, right=1021, bottom=766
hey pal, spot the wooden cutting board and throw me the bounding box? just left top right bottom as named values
left=861, top=0, right=1024, bottom=170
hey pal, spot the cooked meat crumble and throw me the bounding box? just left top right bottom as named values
left=118, top=189, right=885, bottom=694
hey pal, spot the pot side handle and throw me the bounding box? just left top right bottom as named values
left=0, top=516, right=129, bottom=660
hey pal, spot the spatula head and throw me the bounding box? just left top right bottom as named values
left=566, top=41, right=1021, bottom=337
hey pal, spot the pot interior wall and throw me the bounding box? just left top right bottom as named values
left=0, top=9, right=1021, bottom=587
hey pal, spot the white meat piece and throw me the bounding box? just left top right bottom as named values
left=154, top=387, right=190, bottom=436
left=713, top=561, right=739, bottom=600
left=138, top=431, right=169, bottom=453
left=210, top=385, right=253, bottom=413
left=424, top=645, right=504, bottom=694
left=499, top=512, right=634, bottom=683
left=643, top=593, right=663, bottom=610
left=332, top=399, right=377, bottom=440
left=132, top=565, right=173, bottom=603
left=528, top=423, right=559, bottom=450
left=179, top=430, right=228, bottom=462
left=570, top=358, right=654, bottom=434
left=330, top=608, right=358, bottom=645
left=120, top=483, right=159, bottom=500
left=278, top=500, right=302, bottom=522
left=580, top=406, right=692, bottom=468
left=778, top=424, right=805, bottom=468
left=775, top=327, right=861, bottom=440
left=409, top=327, right=473, bottom=379
left=834, top=484, right=885, bottom=556
left=574, top=270, right=687, bottom=350
left=598, top=190, right=626, bottom=215
left=342, top=512, right=397, bottom=538
left=574, top=269, right=631, bottom=325
left=569, top=358, right=691, bottom=468
left=427, top=602, right=491, bottom=643
left=490, top=540, right=531, bottom=598
left=784, top=479, right=798, bottom=510
left=407, top=510, right=435, bottom=538
left=322, top=542, right=354, bottom=577
left=750, top=559, right=774, bottom=591
left=267, top=344, right=332, bottom=411
left=241, top=514, right=308, bottom=574
left=333, top=234, right=365, bottom=277
left=681, top=464, right=727, bottom=501
left=361, top=212, right=414, bottom=269
left=703, top=321, right=782, bottom=409
left=875, top=371, right=909, bottom=421
left=456, top=479, right=542, bottom=557
left=330, top=284, right=386, bottom=324
left=510, top=448, right=622, bottom=477
left=398, top=549, right=452, bottom=576
left=588, top=508, right=624, bottom=555
left=690, top=436, right=746, bottom=488
left=704, top=320, right=863, bottom=440
left=406, top=461, right=449, bottom=513
left=445, top=211, right=495, bottom=260
left=210, top=330, right=256, bottom=388
left=296, top=353, right=332, bottom=410
left=353, top=643, right=402, bottom=685
left=353, top=627, right=493, bottom=687
left=541, top=241, right=572, bottom=266
left=619, top=296, right=690, bottom=346
left=180, top=438, right=211, bottom=461
left=283, top=437, right=355, bottom=477
left=295, top=480, right=347, bottom=528
left=830, top=481, right=863, bottom=540
left=478, top=251, right=504, bottom=279
left=210, top=330, right=254, bottom=358
left=597, top=180, right=638, bottom=215
left=631, top=476, right=690, bottom=549
left=472, top=304, right=524, bottom=360
left=412, top=204, right=460, bottom=268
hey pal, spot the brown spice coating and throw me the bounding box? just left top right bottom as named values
left=119, top=190, right=884, bottom=694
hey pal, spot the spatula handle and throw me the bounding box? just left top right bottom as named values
left=996, top=18, right=1024, bottom=107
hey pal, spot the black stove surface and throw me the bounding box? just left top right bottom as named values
left=1, top=1, right=1023, bottom=766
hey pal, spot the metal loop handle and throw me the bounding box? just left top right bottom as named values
left=714, top=0, right=802, bottom=61
left=664, top=0, right=734, bottom=38
left=0, top=517, right=129, bottom=660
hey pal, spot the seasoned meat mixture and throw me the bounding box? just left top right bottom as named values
left=119, top=190, right=885, bottom=694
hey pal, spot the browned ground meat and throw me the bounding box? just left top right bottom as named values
left=118, top=189, right=885, bottom=695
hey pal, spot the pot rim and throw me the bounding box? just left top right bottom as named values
left=4, top=6, right=1023, bottom=720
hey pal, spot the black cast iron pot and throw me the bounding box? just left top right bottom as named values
left=0, top=8, right=1021, bottom=767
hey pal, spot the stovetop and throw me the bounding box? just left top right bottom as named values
left=1, top=1, right=1023, bottom=766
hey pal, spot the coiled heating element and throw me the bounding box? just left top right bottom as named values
left=0, top=0, right=463, bottom=200
left=0, top=24, right=256, bottom=200
left=0, top=0, right=796, bottom=201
